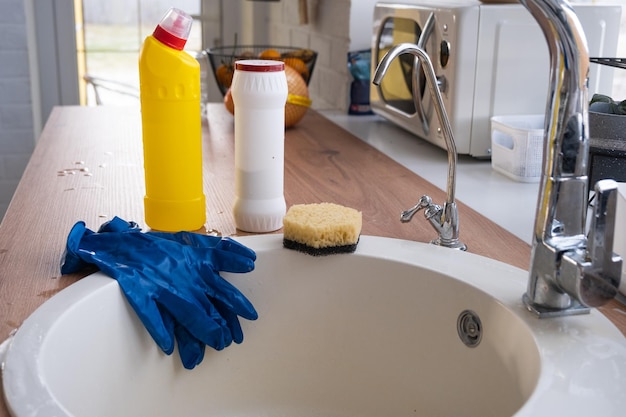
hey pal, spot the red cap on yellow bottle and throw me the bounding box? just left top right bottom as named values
left=152, top=8, right=192, bottom=51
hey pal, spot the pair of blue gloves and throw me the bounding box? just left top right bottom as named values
left=61, top=216, right=258, bottom=369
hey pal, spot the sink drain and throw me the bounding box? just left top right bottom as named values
left=457, top=310, right=482, bottom=347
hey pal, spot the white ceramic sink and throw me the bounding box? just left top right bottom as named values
left=2, top=235, right=626, bottom=417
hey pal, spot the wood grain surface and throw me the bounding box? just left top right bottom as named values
left=0, top=105, right=624, bottom=416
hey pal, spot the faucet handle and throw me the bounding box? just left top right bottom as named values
left=400, top=195, right=435, bottom=222
left=587, top=179, right=623, bottom=285
left=400, top=196, right=466, bottom=251
left=588, top=180, right=621, bottom=262
left=551, top=179, right=623, bottom=311
left=561, top=179, right=623, bottom=308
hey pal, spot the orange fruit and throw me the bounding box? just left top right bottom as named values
left=224, top=88, right=234, bottom=114
left=283, top=57, right=310, bottom=82
left=284, top=64, right=311, bottom=128
left=216, top=63, right=234, bottom=89
left=259, top=48, right=281, bottom=59
left=224, top=65, right=311, bottom=128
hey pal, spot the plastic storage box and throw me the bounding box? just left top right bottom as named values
left=490, top=115, right=545, bottom=182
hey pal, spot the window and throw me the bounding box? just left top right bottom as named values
left=76, top=0, right=220, bottom=105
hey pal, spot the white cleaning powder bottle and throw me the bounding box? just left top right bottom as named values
left=231, top=60, right=288, bottom=232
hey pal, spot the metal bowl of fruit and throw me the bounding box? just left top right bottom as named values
left=206, top=45, right=317, bottom=96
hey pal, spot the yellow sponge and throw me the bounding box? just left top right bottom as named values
left=283, top=203, right=362, bottom=256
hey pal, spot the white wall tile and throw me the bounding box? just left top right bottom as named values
left=287, top=29, right=306, bottom=48
left=265, top=0, right=353, bottom=111
left=309, top=36, right=331, bottom=68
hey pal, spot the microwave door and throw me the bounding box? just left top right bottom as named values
left=375, top=17, right=418, bottom=115
left=411, top=12, right=435, bottom=135
left=374, top=13, right=436, bottom=139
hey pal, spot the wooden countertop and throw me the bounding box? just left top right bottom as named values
left=0, top=105, right=624, bottom=415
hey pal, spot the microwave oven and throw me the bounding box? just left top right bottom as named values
left=370, top=0, right=621, bottom=158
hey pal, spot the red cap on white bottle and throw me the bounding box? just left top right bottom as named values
left=152, top=8, right=192, bottom=51
left=235, top=60, right=285, bottom=73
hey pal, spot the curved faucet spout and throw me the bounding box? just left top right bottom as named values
left=373, top=43, right=466, bottom=251
left=373, top=44, right=457, bottom=205
left=520, top=0, right=622, bottom=317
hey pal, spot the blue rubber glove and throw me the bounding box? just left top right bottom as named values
left=61, top=217, right=258, bottom=369
left=97, top=217, right=254, bottom=368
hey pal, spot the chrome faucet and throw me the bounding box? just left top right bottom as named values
left=520, top=0, right=622, bottom=317
left=373, top=44, right=466, bottom=251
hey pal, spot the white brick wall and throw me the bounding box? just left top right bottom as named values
left=0, top=0, right=35, bottom=221
left=266, top=0, right=352, bottom=111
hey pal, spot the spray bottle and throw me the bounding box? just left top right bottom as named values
left=139, top=8, right=206, bottom=231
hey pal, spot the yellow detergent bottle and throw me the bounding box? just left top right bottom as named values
left=139, top=8, right=206, bottom=231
